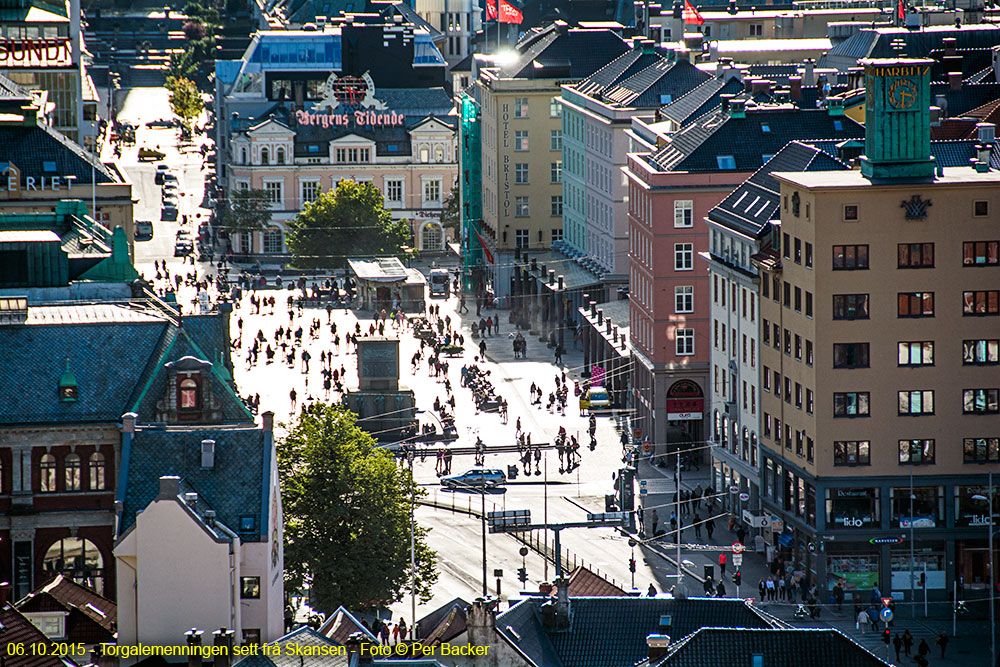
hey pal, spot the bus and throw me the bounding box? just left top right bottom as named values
left=429, top=268, right=450, bottom=297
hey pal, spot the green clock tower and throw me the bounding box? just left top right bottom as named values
left=859, top=58, right=936, bottom=180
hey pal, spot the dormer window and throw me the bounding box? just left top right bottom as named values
left=58, top=359, right=77, bottom=402
left=261, top=147, right=270, bottom=165
left=179, top=376, right=202, bottom=411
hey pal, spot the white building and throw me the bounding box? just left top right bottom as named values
left=413, top=0, right=480, bottom=65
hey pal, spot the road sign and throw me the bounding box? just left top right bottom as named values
left=640, top=489, right=648, bottom=495
left=733, top=553, right=743, bottom=567
left=879, top=607, right=894, bottom=623
left=881, top=597, right=893, bottom=608
left=739, top=492, right=750, bottom=502
left=869, top=536, right=904, bottom=545
left=640, top=480, right=647, bottom=486
left=729, top=485, right=740, bottom=494
left=732, top=541, right=745, bottom=554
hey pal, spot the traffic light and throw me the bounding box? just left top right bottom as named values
left=882, top=630, right=891, bottom=645
left=629, top=558, right=636, bottom=573
left=517, top=567, right=528, bottom=583
left=733, top=571, right=741, bottom=585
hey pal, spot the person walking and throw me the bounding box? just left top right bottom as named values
left=917, top=638, right=930, bottom=661
left=718, top=552, right=727, bottom=576
left=893, top=633, right=903, bottom=662
left=706, top=515, right=715, bottom=541
left=857, top=608, right=869, bottom=634
left=903, top=629, right=914, bottom=656
left=935, top=631, right=949, bottom=658
left=693, top=512, right=702, bottom=539
left=652, top=509, right=659, bottom=535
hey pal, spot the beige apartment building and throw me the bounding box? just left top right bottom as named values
left=757, top=58, right=999, bottom=603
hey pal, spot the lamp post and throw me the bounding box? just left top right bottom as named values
left=972, top=470, right=995, bottom=667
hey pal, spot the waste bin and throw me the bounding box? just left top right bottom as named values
left=704, top=564, right=714, bottom=581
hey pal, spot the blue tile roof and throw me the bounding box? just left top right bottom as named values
left=119, top=425, right=270, bottom=541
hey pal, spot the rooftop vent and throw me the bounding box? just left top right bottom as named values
left=184, top=492, right=199, bottom=509
left=0, top=296, right=28, bottom=326
left=201, top=439, right=216, bottom=469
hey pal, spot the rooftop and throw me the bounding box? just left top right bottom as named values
left=493, top=23, right=629, bottom=80
left=773, top=164, right=1000, bottom=188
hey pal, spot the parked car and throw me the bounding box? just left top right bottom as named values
left=134, top=220, right=153, bottom=241
left=162, top=172, right=178, bottom=184
left=161, top=205, right=178, bottom=221
left=138, top=146, right=166, bottom=161
left=174, top=239, right=193, bottom=257
left=441, top=468, right=507, bottom=490
left=162, top=180, right=178, bottom=191
left=147, top=118, right=179, bottom=128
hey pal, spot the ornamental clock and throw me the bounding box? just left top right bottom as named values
left=887, top=77, right=918, bottom=111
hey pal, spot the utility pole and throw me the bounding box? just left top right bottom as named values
left=409, top=450, right=416, bottom=632
left=481, top=469, right=487, bottom=596
left=910, top=468, right=915, bottom=619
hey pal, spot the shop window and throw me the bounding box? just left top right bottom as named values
left=890, top=486, right=942, bottom=526
left=954, top=485, right=1000, bottom=528
left=826, top=487, right=878, bottom=526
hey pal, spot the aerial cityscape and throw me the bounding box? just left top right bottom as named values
left=0, top=0, right=998, bottom=664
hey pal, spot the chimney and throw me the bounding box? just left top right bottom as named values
left=158, top=475, right=181, bottom=500
left=213, top=629, right=234, bottom=667
left=977, top=122, right=996, bottom=143
left=590, top=301, right=597, bottom=316
left=720, top=93, right=734, bottom=112
left=548, top=270, right=555, bottom=285
left=613, top=326, right=618, bottom=343
left=122, top=411, right=138, bottom=433
left=262, top=410, right=274, bottom=433
left=729, top=98, right=746, bottom=119
left=205, top=509, right=217, bottom=526
left=185, top=629, right=203, bottom=667
left=647, top=634, right=671, bottom=662
left=466, top=598, right=499, bottom=650
left=184, top=492, right=199, bottom=510
left=751, top=79, right=773, bottom=96
left=606, top=319, right=612, bottom=334
left=597, top=309, right=603, bottom=325
left=789, top=76, right=802, bottom=101
left=803, top=58, right=816, bottom=86
left=557, top=275, right=564, bottom=290
left=948, top=72, right=962, bottom=91
left=943, top=36, right=957, bottom=57
left=201, top=439, right=216, bottom=469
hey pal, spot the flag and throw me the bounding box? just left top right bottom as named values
left=487, top=0, right=523, bottom=24
left=682, top=0, right=704, bottom=25
left=896, top=0, right=905, bottom=21
left=475, top=229, right=495, bottom=264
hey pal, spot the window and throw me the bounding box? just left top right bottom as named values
left=179, top=377, right=201, bottom=411
left=264, top=180, right=283, bottom=205
left=676, top=328, right=695, bottom=356
left=551, top=228, right=563, bottom=242
left=674, top=200, right=693, bottom=228
left=974, top=200, right=989, bottom=217
left=783, top=281, right=791, bottom=307
left=241, top=147, right=247, bottom=164
left=276, top=147, right=285, bottom=164
left=717, top=155, right=736, bottom=169
left=964, top=438, right=1000, bottom=463
left=783, top=329, right=791, bottom=355
left=549, top=97, right=561, bottom=117
left=784, top=377, right=791, bottom=404
left=674, top=243, right=693, bottom=270
left=805, top=340, right=813, bottom=366
left=795, top=335, right=802, bottom=360
left=833, top=343, right=870, bottom=368
left=898, top=390, right=934, bottom=415
left=762, top=366, right=771, bottom=391
left=515, top=229, right=529, bottom=248
left=963, top=339, right=999, bottom=365
left=843, top=204, right=858, bottom=221
left=550, top=162, right=562, bottom=183
left=43, top=537, right=104, bottom=594
left=260, top=147, right=269, bottom=165
left=795, top=383, right=803, bottom=409
left=760, top=122, right=771, bottom=133
left=963, top=388, right=999, bottom=414
left=419, top=146, right=429, bottom=163
left=514, top=97, right=529, bottom=118
left=834, top=392, right=869, bottom=417
left=794, top=237, right=802, bottom=264
left=963, top=241, right=999, bottom=265
left=89, top=452, right=105, bottom=491
left=805, top=291, right=813, bottom=317
left=550, top=196, right=563, bottom=217
left=300, top=180, right=321, bottom=205
left=773, top=323, right=780, bottom=350
left=435, top=146, right=444, bottom=162
left=515, top=196, right=529, bottom=217
left=241, top=576, right=261, bottom=599
left=899, top=440, right=935, bottom=465
left=898, top=242, right=934, bottom=268
left=898, top=341, right=934, bottom=366
left=806, top=389, right=813, bottom=414
left=514, top=130, right=529, bottom=151
left=834, top=441, right=870, bottom=466
left=40, top=453, right=56, bottom=492
left=783, top=233, right=790, bottom=259
left=762, top=320, right=770, bottom=345
left=515, top=163, right=529, bottom=184
left=384, top=179, right=403, bottom=204
left=833, top=294, right=869, bottom=320
left=424, top=179, right=442, bottom=204
left=963, top=290, right=999, bottom=316
left=675, top=286, right=694, bottom=313
left=550, top=130, right=562, bottom=151
left=898, top=292, right=934, bottom=317
left=64, top=453, right=81, bottom=491
left=794, top=286, right=801, bottom=312
left=805, top=242, right=813, bottom=268
left=833, top=244, right=869, bottom=270
left=749, top=23, right=763, bottom=35
left=263, top=227, right=283, bottom=254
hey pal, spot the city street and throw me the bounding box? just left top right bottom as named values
left=114, top=85, right=994, bottom=667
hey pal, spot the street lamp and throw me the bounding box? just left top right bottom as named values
left=971, top=473, right=995, bottom=667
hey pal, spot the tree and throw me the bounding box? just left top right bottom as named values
left=166, top=76, right=204, bottom=130
left=224, top=189, right=272, bottom=235
left=278, top=404, right=438, bottom=613
left=183, top=19, right=207, bottom=41
left=287, top=179, right=411, bottom=270
left=440, top=183, right=460, bottom=232
left=165, top=51, right=198, bottom=83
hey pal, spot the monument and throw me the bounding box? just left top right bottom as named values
left=345, top=337, right=416, bottom=442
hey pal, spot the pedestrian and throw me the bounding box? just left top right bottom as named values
left=289, top=388, right=297, bottom=409
left=391, top=622, right=400, bottom=644
left=935, top=631, right=948, bottom=658
left=716, top=580, right=726, bottom=597
left=706, top=515, right=715, bottom=540
left=647, top=583, right=656, bottom=597
left=554, top=345, right=562, bottom=365
left=652, top=509, right=659, bottom=535
left=918, top=638, right=930, bottom=660
left=766, top=576, right=776, bottom=601
left=693, top=512, right=702, bottom=539
left=903, top=629, right=914, bottom=656
left=399, top=618, right=408, bottom=641
left=758, top=577, right=766, bottom=603
left=718, top=552, right=727, bottom=576
left=893, top=633, right=903, bottom=661
left=479, top=339, right=487, bottom=358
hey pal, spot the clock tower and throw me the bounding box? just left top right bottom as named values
left=859, top=58, right=936, bottom=180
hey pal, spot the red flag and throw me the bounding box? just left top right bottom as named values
left=682, top=0, right=704, bottom=25
left=487, top=0, right=523, bottom=24
left=896, top=0, right=905, bottom=21
left=475, top=229, right=495, bottom=264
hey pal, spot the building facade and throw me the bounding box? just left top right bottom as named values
left=757, top=58, right=1000, bottom=600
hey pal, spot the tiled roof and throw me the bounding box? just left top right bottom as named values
left=660, top=77, right=743, bottom=127
left=0, top=604, right=82, bottom=667
left=602, top=59, right=710, bottom=108
left=575, top=49, right=662, bottom=97
left=235, top=627, right=349, bottom=667
left=821, top=24, right=1000, bottom=71
left=496, top=596, right=783, bottom=667
left=931, top=81, right=1000, bottom=117
left=319, top=606, right=378, bottom=644
left=500, top=27, right=629, bottom=80
left=656, top=628, right=892, bottom=667
left=708, top=141, right=848, bottom=238
left=15, top=574, right=117, bottom=634
left=119, top=424, right=270, bottom=541
left=553, top=566, right=627, bottom=597
left=0, top=123, right=117, bottom=184
left=647, top=106, right=864, bottom=173
left=415, top=597, right=469, bottom=642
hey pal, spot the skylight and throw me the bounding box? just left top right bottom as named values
left=717, top=155, right=736, bottom=170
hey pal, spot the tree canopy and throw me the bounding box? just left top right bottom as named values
left=225, top=189, right=273, bottom=235
left=278, top=404, right=438, bottom=613
left=440, top=183, right=460, bottom=232
left=286, top=179, right=410, bottom=269
left=166, top=76, right=204, bottom=130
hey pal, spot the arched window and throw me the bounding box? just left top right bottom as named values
left=419, top=146, right=429, bottom=163
left=65, top=453, right=81, bottom=491
left=241, top=147, right=248, bottom=164
left=40, top=454, right=57, bottom=492
left=422, top=223, right=442, bottom=251
left=89, top=452, right=105, bottom=491
left=43, top=537, right=104, bottom=594
left=434, top=146, right=444, bottom=162
left=721, top=417, right=728, bottom=445
left=261, top=147, right=270, bottom=165
left=277, top=147, right=286, bottom=164
left=263, top=226, right=283, bottom=254
left=179, top=377, right=200, bottom=410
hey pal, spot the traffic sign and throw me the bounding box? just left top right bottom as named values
left=733, top=553, right=743, bottom=567
left=739, top=492, right=750, bottom=502
left=881, top=597, right=893, bottom=608
left=879, top=607, right=894, bottom=623
left=640, top=480, right=647, bottom=486
left=729, top=485, right=740, bottom=494
left=640, top=489, right=648, bottom=495
left=732, top=541, right=745, bottom=554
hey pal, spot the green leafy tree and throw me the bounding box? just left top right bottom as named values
left=165, top=51, right=198, bottom=84
left=440, top=183, right=460, bottom=232
left=278, top=404, right=438, bottom=613
left=166, top=76, right=204, bottom=130
left=287, top=179, right=410, bottom=269
left=184, top=1, right=221, bottom=26
left=225, top=189, right=272, bottom=235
